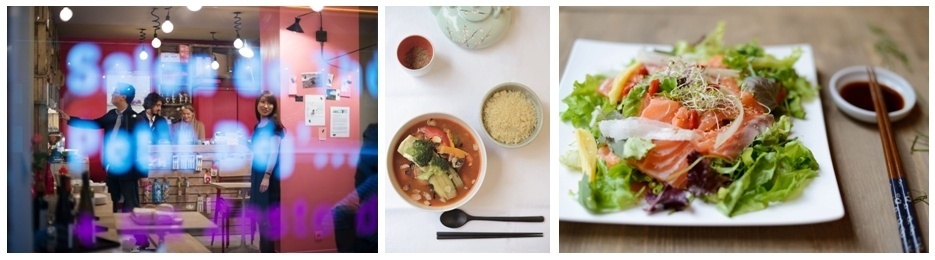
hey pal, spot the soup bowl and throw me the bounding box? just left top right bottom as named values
left=387, top=112, right=487, bottom=212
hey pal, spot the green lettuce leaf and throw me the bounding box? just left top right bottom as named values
left=620, top=83, right=647, bottom=118
left=578, top=159, right=645, bottom=212
left=561, top=75, right=611, bottom=129
left=560, top=149, right=581, bottom=171
left=712, top=116, right=819, bottom=217
left=673, top=21, right=726, bottom=60
left=621, top=138, right=655, bottom=160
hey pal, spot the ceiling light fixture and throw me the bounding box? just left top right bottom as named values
left=233, top=11, right=243, bottom=49
left=187, top=6, right=201, bottom=12
left=138, top=28, right=148, bottom=60
left=162, top=7, right=174, bottom=33
left=210, top=32, right=219, bottom=70
left=60, top=7, right=73, bottom=22
left=239, top=41, right=254, bottom=58
left=151, top=8, right=162, bottom=48
left=310, top=6, right=324, bottom=12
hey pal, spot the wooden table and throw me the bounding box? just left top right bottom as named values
left=208, top=182, right=252, bottom=253
left=559, top=6, right=928, bottom=252
left=113, top=212, right=218, bottom=247
left=93, top=193, right=212, bottom=253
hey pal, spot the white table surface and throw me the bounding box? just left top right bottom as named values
left=382, top=6, right=551, bottom=253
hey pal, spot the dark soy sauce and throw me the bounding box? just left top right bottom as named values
left=839, top=81, right=904, bottom=112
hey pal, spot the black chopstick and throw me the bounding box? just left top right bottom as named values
left=436, top=232, right=543, bottom=240
left=867, top=66, right=927, bottom=253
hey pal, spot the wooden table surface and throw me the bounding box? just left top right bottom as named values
left=558, top=6, right=929, bottom=252
left=90, top=193, right=216, bottom=253
left=113, top=212, right=217, bottom=233
left=209, top=182, right=251, bottom=189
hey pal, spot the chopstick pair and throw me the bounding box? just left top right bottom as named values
left=436, top=232, right=543, bottom=240
left=866, top=66, right=926, bottom=253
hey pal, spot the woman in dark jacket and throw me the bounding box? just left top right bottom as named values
left=249, top=91, right=285, bottom=253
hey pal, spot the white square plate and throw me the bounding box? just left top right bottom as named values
left=558, top=39, right=845, bottom=226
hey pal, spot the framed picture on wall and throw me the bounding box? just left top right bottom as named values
left=326, top=89, right=339, bottom=101
left=302, top=72, right=319, bottom=88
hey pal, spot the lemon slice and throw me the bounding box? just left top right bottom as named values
left=574, top=128, right=598, bottom=183
left=608, top=61, right=643, bottom=105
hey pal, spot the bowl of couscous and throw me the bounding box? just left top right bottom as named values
left=479, top=82, right=543, bottom=148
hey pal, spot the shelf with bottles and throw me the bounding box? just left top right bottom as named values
left=157, top=88, right=193, bottom=123
left=147, top=152, right=204, bottom=172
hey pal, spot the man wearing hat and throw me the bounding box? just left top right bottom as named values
left=59, top=83, right=147, bottom=213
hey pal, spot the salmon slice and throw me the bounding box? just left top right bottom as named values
left=705, top=54, right=726, bottom=68
left=596, top=78, right=615, bottom=98
left=630, top=140, right=693, bottom=189
left=696, top=110, right=730, bottom=132
left=741, top=91, right=766, bottom=115
left=640, top=98, right=682, bottom=123
left=598, top=145, right=622, bottom=168
left=671, top=107, right=699, bottom=130
left=692, top=114, right=774, bottom=160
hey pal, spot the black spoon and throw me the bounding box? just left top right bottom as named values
left=440, top=209, right=544, bottom=228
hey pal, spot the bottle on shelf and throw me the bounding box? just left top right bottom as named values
left=161, top=178, right=170, bottom=202
left=75, top=171, right=96, bottom=248
left=195, top=154, right=203, bottom=171
left=33, top=166, right=50, bottom=232
left=53, top=174, right=75, bottom=252
left=33, top=176, right=50, bottom=252
left=153, top=178, right=163, bottom=203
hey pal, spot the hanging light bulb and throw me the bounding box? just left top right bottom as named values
left=187, top=6, right=201, bottom=11
left=211, top=56, right=220, bottom=70
left=239, top=42, right=254, bottom=58
left=162, top=20, right=174, bottom=33
left=152, top=37, right=161, bottom=48
left=233, top=37, right=244, bottom=49
left=162, top=8, right=174, bottom=33
left=310, top=6, right=324, bottom=12
left=137, top=28, right=148, bottom=60
left=232, top=11, right=243, bottom=49
left=60, top=7, right=73, bottom=22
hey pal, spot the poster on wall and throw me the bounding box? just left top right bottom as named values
left=301, top=72, right=334, bottom=88
left=326, top=89, right=340, bottom=101
left=302, top=72, right=317, bottom=88
left=305, top=95, right=326, bottom=126
left=330, top=106, right=350, bottom=138
left=105, top=75, right=150, bottom=113
left=341, top=75, right=352, bottom=96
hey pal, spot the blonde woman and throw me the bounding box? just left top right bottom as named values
left=171, top=105, right=205, bottom=144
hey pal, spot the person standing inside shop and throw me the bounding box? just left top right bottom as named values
left=58, top=83, right=143, bottom=213
left=133, top=92, right=170, bottom=190
left=171, top=104, right=205, bottom=144
left=135, top=92, right=171, bottom=146
left=249, top=91, right=284, bottom=253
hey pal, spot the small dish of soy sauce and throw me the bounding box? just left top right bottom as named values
left=828, top=66, right=916, bottom=123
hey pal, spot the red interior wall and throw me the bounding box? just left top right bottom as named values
left=261, top=7, right=361, bottom=252
left=58, top=38, right=149, bottom=182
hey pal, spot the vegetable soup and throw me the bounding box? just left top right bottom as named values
left=392, top=117, right=483, bottom=208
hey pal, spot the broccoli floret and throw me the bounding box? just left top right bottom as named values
left=429, top=154, right=451, bottom=171
left=404, top=139, right=437, bottom=167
